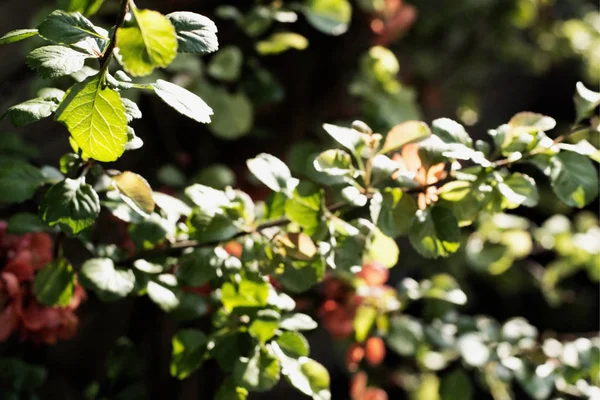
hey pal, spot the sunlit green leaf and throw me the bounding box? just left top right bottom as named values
left=55, top=74, right=128, bottom=162
left=117, top=7, right=178, bottom=76
left=152, top=79, right=213, bottom=123
left=0, top=29, right=39, bottom=45
left=303, top=0, right=352, bottom=36
left=170, top=329, right=207, bottom=379
left=80, top=258, right=136, bottom=301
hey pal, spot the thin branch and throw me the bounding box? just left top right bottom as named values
left=491, top=126, right=587, bottom=168
left=119, top=200, right=351, bottom=264
left=99, top=0, right=130, bottom=70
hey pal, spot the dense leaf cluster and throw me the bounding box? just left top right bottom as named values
left=0, top=1, right=599, bottom=399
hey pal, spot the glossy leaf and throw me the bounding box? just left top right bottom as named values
left=152, top=79, right=213, bottom=123
left=37, top=10, right=107, bottom=46
left=233, top=346, right=280, bottom=392
left=247, top=153, right=297, bottom=194
left=0, top=29, right=38, bottom=44
left=26, top=45, right=91, bottom=78
left=3, top=98, right=59, bottom=127
left=80, top=258, right=136, bottom=301
left=39, top=177, right=100, bottom=235
left=167, top=12, right=218, bottom=54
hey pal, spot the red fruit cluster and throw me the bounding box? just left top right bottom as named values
left=350, top=372, right=388, bottom=400
left=0, top=222, right=86, bottom=344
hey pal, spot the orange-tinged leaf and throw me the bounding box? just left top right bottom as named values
left=280, top=232, right=317, bottom=260
left=379, top=121, right=431, bottom=154
left=113, top=171, right=155, bottom=216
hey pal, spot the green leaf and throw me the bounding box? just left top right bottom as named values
left=284, top=182, right=322, bottom=235
left=0, top=358, right=47, bottom=392
left=296, top=358, right=331, bottom=399
left=33, top=257, right=76, bottom=307
left=221, top=279, right=269, bottom=312
left=59, top=0, right=106, bottom=16
left=117, top=7, right=178, bottom=76
left=313, top=149, right=353, bottom=176
left=207, top=45, right=243, bottom=82
left=276, top=332, right=309, bottom=358
left=0, top=29, right=38, bottom=45
left=128, top=214, right=172, bottom=250
left=80, top=258, right=136, bottom=301
left=26, top=45, right=91, bottom=79
left=167, top=12, right=218, bottom=54
left=440, top=368, right=473, bottom=400
left=170, top=329, right=207, bottom=379
left=0, top=132, right=39, bottom=159
left=409, top=206, right=461, bottom=259
left=354, top=305, right=377, bottom=342
left=497, top=172, right=538, bottom=208
left=249, top=310, right=281, bottom=343
left=432, top=118, right=472, bottom=147
left=122, top=98, right=142, bottom=122
left=247, top=153, right=297, bottom=194
left=216, top=377, right=248, bottom=400
left=113, top=171, right=155, bottom=216
left=303, top=0, right=352, bottom=36
left=147, top=279, right=180, bottom=312
left=187, top=207, right=237, bottom=244
left=151, top=79, right=213, bottom=123
left=6, top=213, right=46, bottom=234
left=55, top=74, right=128, bottom=162
left=171, top=292, right=208, bottom=321
left=176, top=248, right=219, bottom=286
left=40, top=177, right=100, bottom=235
left=257, top=33, right=308, bottom=55
left=0, top=161, right=45, bottom=203
left=386, top=315, right=423, bottom=356
left=233, top=346, right=280, bottom=392
left=37, top=10, right=107, bottom=46
left=370, top=188, right=417, bottom=237
left=380, top=121, right=431, bottom=154
left=365, top=228, right=399, bottom=267
left=279, top=313, right=318, bottom=331
left=3, top=98, right=59, bottom=127
left=550, top=151, right=599, bottom=208
left=457, top=334, right=490, bottom=367
left=508, top=112, right=556, bottom=132
left=423, top=274, right=467, bottom=305
left=279, top=259, right=325, bottom=293
left=322, top=123, right=366, bottom=159
left=202, top=88, right=253, bottom=139
left=574, top=81, right=600, bottom=122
